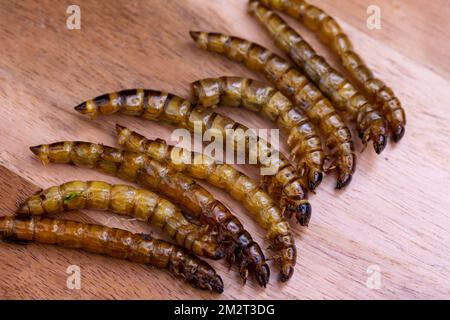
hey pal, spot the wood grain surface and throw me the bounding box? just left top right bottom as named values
left=0, top=0, right=449, bottom=300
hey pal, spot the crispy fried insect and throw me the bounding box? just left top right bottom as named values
left=17, top=180, right=223, bottom=260
left=74, top=89, right=311, bottom=226
left=29, top=142, right=269, bottom=287
left=259, top=0, right=406, bottom=142
left=0, top=216, right=224, bottom=293
left=191, top=76, right=324, bottom=192
left=115, top=124, right=297, bottom=281
left=249, top=1, right=388, bottom=154
left=191, top=107, right=311, bottom=226
left=189, top=31, right=355, bottom=189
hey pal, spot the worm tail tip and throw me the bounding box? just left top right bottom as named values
left=189, top=31, right=201, bottom=41
left=29, top=145, right=41, bottom=156
left=74, top=102, right=87, bottom=113
left=115, top=123, right=126, bottom=133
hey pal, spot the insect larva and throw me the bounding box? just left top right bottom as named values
left=29, top=142, right=269, bottom=287
left=0, top=216, right=224, bottom=293
left=17, top=180, right=223, bottom=260
left=115, top=124, right=297, bottom=281
left=74, top=89, right=311, bottom=226
left=191, top=76, right=324, bottom=192
left=259, top=0, right=406, bottom=142
left=249, top=1, right=388, bottom=154
left=189, top=31, right=356, bottom=189
left=191, top=108, right=311, bottom=225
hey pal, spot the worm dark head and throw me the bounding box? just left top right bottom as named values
left=336, top=173, right=352, bottom=189
left=240, top=236, right=270, bottom=288
left=255, top=263, right=270, bottom=288
left=280, top=265, right=294, bottom=282
left=208, top=274, right=224, bottom=294
left=270, top=234, right=296, bottom=282
left=360, top=120, right=388, bottom=155
left=373, top=133, right=387, bottom=154
left=392, top=125, right=405, bottom=143
left=308, top=170, right=323, bottom=192
left=295, top=202, right=312, bottom=226
left=248, top=240, right=270, bottom=287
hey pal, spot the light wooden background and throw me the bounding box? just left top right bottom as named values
left=0, top=0, right=449, bottom=300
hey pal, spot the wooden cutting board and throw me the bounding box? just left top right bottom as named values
left=0, top=0, right=449, bottom=299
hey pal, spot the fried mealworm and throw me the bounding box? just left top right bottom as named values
left=191, top=76, right=324, bottom=192
left=74, top=89, right=311, bottom=226
left=29, top=141, right=269, bottom=287
left=258, top=0, right=406, bottom=142
left=0, top=216, right=224, bottom=293
left=189, top=31, right=355, bottom=189
left=115, top=124, right=296, bottom=281
left=249, top=1, right=388, bottom=154
left=189, top=107, right=311, bottom=227
left=17, top=180, right=223, bottom=260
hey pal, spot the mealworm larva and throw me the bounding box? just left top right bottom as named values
left=17, top=180, right=223, bottom=260
left=189, top=31, right=355, bottom=189
left=259, top=0, right=406, bottom=142
left=74, top=89, right=312, bottom=226
left=115, top=124, right=297, bottom=281
left=0, top=216, right=224, bottom=293
left=249, top=1, right=388, bottom=154
left=189, top=108, right=311, bottom=227
left=191, top=76, right=324, bottom=192
left=29, top=142, right=269, bottom=287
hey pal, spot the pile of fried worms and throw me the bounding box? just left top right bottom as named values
left=1, top=0, right=405, bottom=293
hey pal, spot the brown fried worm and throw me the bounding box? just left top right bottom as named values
left=17, top=180, right=222, bottom=259
left=249, top=1, right=388, bottom=154
left=189, top=31, right=356, bottom=189
left=0, top=216, right=224, bottom=293
left=191, top=76, right=324, bottom=192
left=115, top=124, right=296, bottom=281
left=29, top=141, right=269, bottom=287
left=74, top=89, right=311, bottom=226
left=258, top=0, right=406, bottom=141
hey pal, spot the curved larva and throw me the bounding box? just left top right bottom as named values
left=115, top=124, right=297, bottom=281
left=249, top=1, right=388, bottom=154
left=191, top=76, right=324, bottom=192
left=259, top=0, right=406, bottom=142
left=189, top=31, right=355, bottom=189
left=17, top=180, right=223, bottom=260
left=0, top=216, right=224, bottom=293
left=29, top=141, right=269, bottom=287
left=73, top=89, right=312, bottom=226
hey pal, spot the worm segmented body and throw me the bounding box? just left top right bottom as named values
left=249, top=1, right=388, bottom=154
left=17, top=180, right=222, bottom=259
left=74, top=89, right=311, bottom=227
left=189, top=31, right=355, bottom=189
left=116, top=124, right=296, bottom=281
left=259, top=0, right=406, bottom=142
left=29, top=142, right=269, bottom=287
left=0, top=216, right=224, bottom=293
left=191, top=76, right=324, bottom=192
